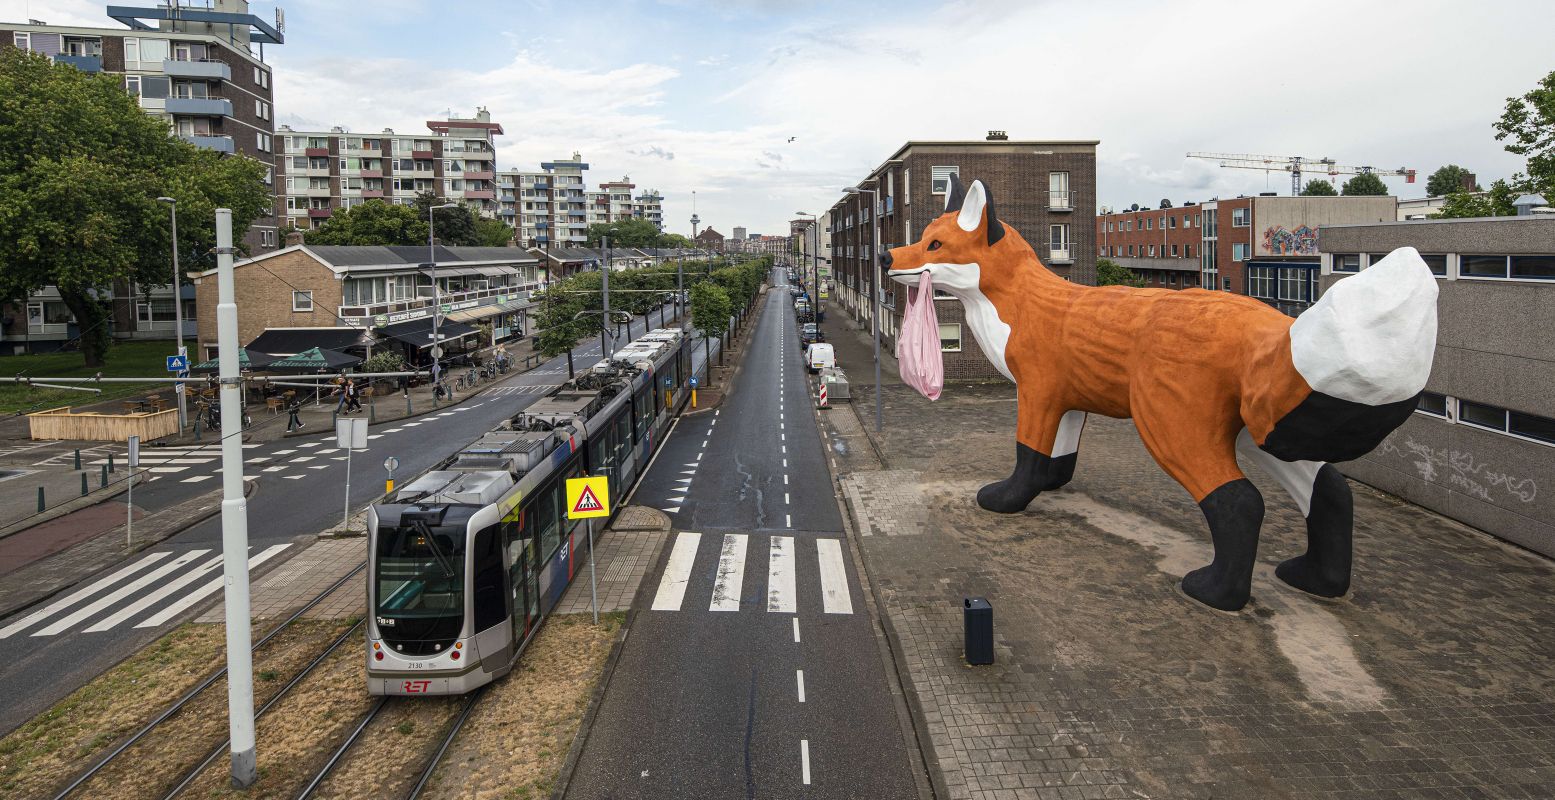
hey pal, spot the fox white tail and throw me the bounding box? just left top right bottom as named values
left=1289, top=246, right=1438, bottom=406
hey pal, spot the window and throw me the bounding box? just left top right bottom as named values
left=1510, top=410, right=1555, bottom=445
left=1248, top=266, right=1275, bottom=299
left=1511, top=255, right=1555, bottom=279
left=1232, top=243, right=1250, bottom=262
left=136, top=299, right=177, bottom=323
left=1148, top=245, right=1156, bottom=257
left=13, top=32, right=29, bottom=50
left=1460, top=255, right=1507, bottom=278
left=1333, top=254, right=1360, bottom=273
left=1049, top=172, right=1070, bottom=208
left=1128, top=245, right=1136, bottom=256
left=938, top=323, right=962, bottom=352
left=292, top=290, right=314, bottom=312
left=1459, top=400, right=1505, bottom=431
left=1184, top=215, right=1193, bottom=229
left=124, top=75, right=141, bottom=96
left=1167, top=215, right=1176, bottom=229
left=930, top=166, right=959, bottom=194
left=1185, top=244, right=1192, bottom=258
left=1049, top=224, right=1071, bottom=258
left=261, top=230, right=276, bottom=247
left=140, top=76, right=171, bottom=99
left=1416, top=391, right=1448, bottom=417
left=1145, top=218, right=1153, bottom=231
left=904, top=168, right=910, bottom=204
left=1231, top=207, right=1250, bottom=227
left=1420, top=254, right=1447, bottom=276
left=1170, top=244, right=1179, bottom=257
left=254, top=66, right=269, bottom=88
left=1125, top=220, right=1133, bottom=231
left=1278, top=268, right=1306, bottom=302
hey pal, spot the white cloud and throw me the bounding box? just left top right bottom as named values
left=0, top=0, right=107, bottom=27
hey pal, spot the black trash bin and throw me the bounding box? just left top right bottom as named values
left=963, top=597, right=993, bottom=665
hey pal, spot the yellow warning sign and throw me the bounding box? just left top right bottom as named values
left=566, top=476, right=611, bottom=519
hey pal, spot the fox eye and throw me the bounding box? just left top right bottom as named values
left=927, top=240, right=942, bottom=251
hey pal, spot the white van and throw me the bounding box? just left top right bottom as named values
left=806, top=342, right=834, bottom=374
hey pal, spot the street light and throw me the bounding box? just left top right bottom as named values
left=156, top=197, right=188, bottom=431
left=794, top=211, right=820, bottom=316
left=842, top=186, right=883, bottom=433
left=427, top=202, right=460, bottom=386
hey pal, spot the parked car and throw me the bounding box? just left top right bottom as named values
left=806, top=342, right=835, bottom=374
left=799, top=323, right=823, bottom=346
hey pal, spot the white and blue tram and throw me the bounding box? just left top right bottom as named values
left=367, top=328, right=693, bottom=695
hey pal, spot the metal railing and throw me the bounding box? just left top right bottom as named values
left=1049, top=190, right=1073, bottom=210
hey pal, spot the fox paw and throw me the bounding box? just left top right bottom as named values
left=1181, top=566, right=1252, bottom=612
left=976, top=480, right=1040, bottom=514
left=1275, top=555, right=1350, bottom=598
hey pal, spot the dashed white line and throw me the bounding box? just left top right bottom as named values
left=801, top=740, right=811, bottom=785
left=796, top=670, right=806, bottom=703
left=785, top=492, right=790, bottom=504
left=785, top=513, right=792, bottom=528
left=180, top=475, right=213, bottom=483
left=792, top=618, right=801, bottom=643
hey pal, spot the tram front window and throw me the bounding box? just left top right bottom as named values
left=375, top=521, right=466, bottom=655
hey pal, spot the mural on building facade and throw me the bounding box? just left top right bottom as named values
left=1264, top=225, right=1321, bottom=256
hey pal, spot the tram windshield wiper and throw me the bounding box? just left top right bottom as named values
left=410, top=518, right=457, bottom=579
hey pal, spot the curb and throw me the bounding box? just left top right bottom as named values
left=549, top=608, right=632, bottom=800
left=0, top=471, right=148, bottom=541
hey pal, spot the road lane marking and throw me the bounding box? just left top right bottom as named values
left=769, top=536, right=796, bottom=613
left=651, top=532, right=701, bottom=611
left=796, top=670, right=806, bottom=702
left=785, top=493, right=790, bottom=504
left=0, top=552, right=173, bottom=638
left=709, top=533, right=747, bottom=612
left=134, top=544, right=291, bottom=628
left=783, top=459, right=787, bottom=468
left=298, top=442, right=320, bottom=447
left=801, top=740, right=811, bottom=785
left=34, top=549, right=211, bottom=636
left=781, top=445, right=786, bottom=454
left=284, top=475, right=305, bottom=480
left=701, top=440, right=708, bottom=448
left=262, top=466, right=287, bottom=473
left=793, top=618, right=800, bottom=643
left=309, top=465, right=330, bottom=470
left=697, top=453, right=703, bottom=462
left=785, top=514, right=791, bottom=527
left=817, top=539, right=855, bottom=614
left=148, top=467, right=188, bottom=473
left=180, top=475, right=213, bottom=483
left=292, top=456, right=316, bottom=462
left=784, top=475, right=789, bottom=485
left=84, top=551, right=225, bottom=632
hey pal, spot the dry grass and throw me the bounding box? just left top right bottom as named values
left=0, top=623, right=228, bottom=800
left=419, top=613, right=622, bottom=800
left=310, top=695, right=463, bottom=799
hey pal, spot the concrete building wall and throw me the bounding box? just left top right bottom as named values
left=1319, top=216, right=1555, bottom=556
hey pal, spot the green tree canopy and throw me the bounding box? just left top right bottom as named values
left=1494, top=68, right=1555, bottom=198
left=473, top=216, right=514, bottom=247
left=1095, top=258, right=1145, bottom=287
left=689, top=281, right=732, bottom=340
left=1299, top=179, right=1338, bottom=196
left=586, top=217, right=663, bottom=248
left=304, top=199, right=427, bottom=245
left=414, top=192, right=480, bottom=246
left=1432, top=179, right=1519, bottom=219
left=1426, top=164, right=1479, bottom=197
left=657, top=232, right=693, bottom=248
left=0, top=49, right=270, bottom=366
left=1341, top=172, right=1389, bottom=196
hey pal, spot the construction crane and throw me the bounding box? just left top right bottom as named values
left=1187, top=152, right=1416, bottom=196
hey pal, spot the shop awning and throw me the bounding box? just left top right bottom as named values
left=376, top=318, right=478, bottom=349
left=189, top=348, right=278, bottom=373
left=445, top=299, right=531, bottom=323
left=244, top=327, right=369, bottom=356
left=261, top=347, right=363, bottom=372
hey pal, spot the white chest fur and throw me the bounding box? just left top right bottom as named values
left=932, top=263, right=1014, bottom=381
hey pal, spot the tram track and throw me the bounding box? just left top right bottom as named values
left=294, top=687, right=487, bottom=800
left=49, top=559, right=368, bottom=800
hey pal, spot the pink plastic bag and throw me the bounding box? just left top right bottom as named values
left=896, top=271, right=944, bottom=401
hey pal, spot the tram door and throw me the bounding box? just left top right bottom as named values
left=503, top=511, right=540, bottom=641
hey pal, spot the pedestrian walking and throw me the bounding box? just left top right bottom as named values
left=287, top=398, right=305, bottom=431
left=344, top=378, right=362, bottom=413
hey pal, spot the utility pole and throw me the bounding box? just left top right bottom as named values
left=157, top=198, right=187, bottom=431
left=601, top=236, right=612, bottom=359
left=214, top=209, right=257, bottom=787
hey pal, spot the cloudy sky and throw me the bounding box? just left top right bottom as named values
left=12, top=0, right=1555, bottom=234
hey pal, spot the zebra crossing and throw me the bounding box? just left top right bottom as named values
left=648, top=531, right=854, bottom=615
left=0, top=543, right=291, bottom=638
left=484, top=383, right=562, bottom=397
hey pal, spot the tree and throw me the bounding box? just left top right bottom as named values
left=1095, top=258, right=1144, bottom=288
left=1341, top=172, right=1389, bottom=196
left=1299, top=179, right=1338, bottom=196
left=305, top=199, right=427, bottom=245
left=689, top=281, right=732, bottom=340
left=413, top=192, right=480, bottom=246
left=1432, top=179, right=1519, bottom=219
left=1426, top=164, right=1479, bottom=197
left=472, top=217, right=514, bottom=247
left=1494, top=68, right=1555, bottom=198
left=585, top=217, right=662, bottom=248
left=0, top=49, right=270, bottom=366
left=657, top=232, right=693, bottom=249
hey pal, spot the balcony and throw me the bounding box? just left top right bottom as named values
left=359, top=169, right=382, bottom=178
left=336, top=283, right=537, bottom=327
left=163, top=58, right=231, bottom=81
left=165, top=97, right=233, bottom=117
left=1049, top=191, right=1074, bottom=212
left=308, top=208, right=333, bottom=219
left=182, top=134, right=234, bottom=153
left=459, top=149, right=495, bottom=161
left=464, top=189, right=495, bottom=200
left=463, top=170, right=494, bottom=181
left=411, top=149, right=435, bottom=160
left=54, top=54, right=102, bottom=72
left=500, top=208, right=517, bottom=217
left=304, top=147, right=329, bottom=157
left=362, top=189, right=384, bottom=198
left=1049, top=245, right=1073, bottom=264
left=537, top=222, right=548, bottom=229
left=305, top=186, right=333, bottom=197
left=532, top=183, right=550, bottom=190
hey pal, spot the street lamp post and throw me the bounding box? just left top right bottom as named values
left=794, top=211, right=820, bottom=315
left=156, top=197, right=188, bottom=430
left=427, top=202, right=459, bottom=388
left=843, top=186, right=883, bottom=432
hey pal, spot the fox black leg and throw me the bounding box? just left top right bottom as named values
left=1181, top=478, right=1264, bottom=612
left=977, top=443, right=1067, bottom=513
left=1275, top=464, right=1353, bottom=598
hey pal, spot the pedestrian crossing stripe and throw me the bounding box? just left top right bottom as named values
left=649, top=532, right=853, bottom=614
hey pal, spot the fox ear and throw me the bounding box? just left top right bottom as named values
left=955, top=180, right=1005, bottom=245
left=943, top=174, right=966, bottom=214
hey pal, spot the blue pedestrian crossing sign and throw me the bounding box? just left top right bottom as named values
left=663, top=375, right=672, bottom=388
left=166, top=354, right=189, bottom=372
left=689, top=376, right=699, bottom=388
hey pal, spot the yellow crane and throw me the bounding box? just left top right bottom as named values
left=1187, top=152, right=1416, bottom=196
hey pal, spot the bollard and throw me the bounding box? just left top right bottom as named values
left=332, top=409, right=338, bottom=427
left=369, top=401, right=376, bottom=423
left=101, top=464, right=109, bottom=488
left=963, top=597, right=994, bottom=666
left=74, top=449, right=81, bottom=470
left=193, top=414, right=202, bottom=441
left=81, top=472, right=89, bottom=497
left=108, top=452, right=115, bottom=473
left=38, top=486, right=45, bottom=513
left=405, top=393, right=412, bottom=415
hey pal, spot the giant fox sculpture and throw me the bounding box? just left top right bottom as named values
left=885, top=175, right=1437, bottom=611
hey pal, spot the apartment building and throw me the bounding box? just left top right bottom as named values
left=793, top=212, right=832, bottom=296
left=273, top=108, right=503, bottom=231
left=1317, top=215, right=1555, bottom=557
left=497, top=153, right=591, bottom=248
left=1096, top=195, right=1397, bottom=316
left=0, top=0, right=281, bottom=353
left=634, top=190, right=665, bottom=230
left=828, top=134, right=1098, bottom=380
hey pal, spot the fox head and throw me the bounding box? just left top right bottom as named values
left=884, top=174, right=1031, bottom=296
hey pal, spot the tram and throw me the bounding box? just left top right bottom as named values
left=366, top=328, right=693, bottom=695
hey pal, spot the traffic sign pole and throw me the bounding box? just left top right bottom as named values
left=586, top=518, right=598, bottom=624
left=566, top=476, right=612, bottom=626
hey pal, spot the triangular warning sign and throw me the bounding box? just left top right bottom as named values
left=572, top=485, right=604, bottom=514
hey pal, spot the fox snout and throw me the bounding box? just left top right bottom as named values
left=881, top=250, right=893, bottom=268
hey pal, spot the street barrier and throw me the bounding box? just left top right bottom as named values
left=964, top=597, right=994, bottom=665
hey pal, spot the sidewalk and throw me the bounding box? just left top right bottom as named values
left=818, top=344, right=1555, bottom=798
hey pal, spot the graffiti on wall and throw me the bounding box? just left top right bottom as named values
left=1377, top=434, right=1539, bottom=504
left=1263, top=225, right=1321, bottom=256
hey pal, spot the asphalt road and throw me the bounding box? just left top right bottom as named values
left=566, top=274, right=919, bottom=799
left=0, top=303, right=708, bottom=735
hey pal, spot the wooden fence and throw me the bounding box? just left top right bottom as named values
left=26, top=406, right=180, bottom=442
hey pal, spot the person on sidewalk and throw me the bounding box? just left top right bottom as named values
left=286, top=398, right=305, bottom=431
left=344, top=378, right=362, bottom=414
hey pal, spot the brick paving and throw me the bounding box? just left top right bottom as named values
left=817, top=310, right=1555, bottom=799
left=197, top=537, right=365, bottom=622
left=555, top=527, right=669, bottom=615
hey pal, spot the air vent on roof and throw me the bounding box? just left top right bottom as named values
left=986, top=131, right=1008, bottom=141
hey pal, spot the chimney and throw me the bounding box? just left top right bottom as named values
left=285, top=229, right=305, bottom=247
left=986, top=130, right=1008, bottom=141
